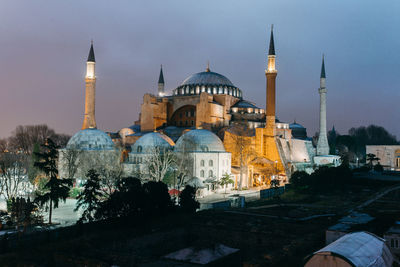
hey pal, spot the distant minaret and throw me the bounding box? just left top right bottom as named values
left=266, top=25, right=277, bottom=131
left=82, top=42, right=97, bottom=129
left=158, top=65, right=165, bottom=97
left=316, top=55, right=329, bottom=155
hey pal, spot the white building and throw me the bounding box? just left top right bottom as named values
left=125, top=131, right=175, bottom=176
left=124, top=129, right=232, bottom=196
left=366, top=145, right=400, bottom=170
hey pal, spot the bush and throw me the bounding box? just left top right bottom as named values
left=69, top=187, right=81, bottom=198
left=374, top=163, right=384, bottom=172
left=290, top=165, right=353, bottom=193
left=179, top=185, right=199, bottom=213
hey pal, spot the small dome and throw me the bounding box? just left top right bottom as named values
left=231, top=100, right=259, bottom=109
left=289, top=122, right=305, bottom=129
left=175, top=129, right=225, bottom=152
left=181, top=71, right=234, bottom=87
left=131, top=132, right=175, bottom=153
left=67, top=128, right=114, bottom=151
left=290, top=121, right=307, bottom=139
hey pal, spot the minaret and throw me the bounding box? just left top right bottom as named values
left=82, top=42, right=97, bottom=129
left=158, top=65, right=165, bottom=97
left=316, top=55, right=329, bottom=155
left=266, top=25, right=277, bottom=132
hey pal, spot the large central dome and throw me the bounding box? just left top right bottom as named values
left=181, top=71, right=234, bottom=87
left=173, top=68, right=242, bottom=98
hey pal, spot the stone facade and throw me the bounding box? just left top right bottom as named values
left=366, top=145, right=400, bottom=170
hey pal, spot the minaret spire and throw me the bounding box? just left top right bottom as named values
left=320, top=54, right=326, bottom=78
left=316, top=54, right=329, bottom=155
left=82, top=42, right=97, bottom=129
left=268, top=24, right=275, bottom=56
left=158, top=65, right=165, bottom=97
left=87, top=41, right=95, bottom=62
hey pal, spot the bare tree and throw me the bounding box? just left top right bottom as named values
left=59, top=147, right=82, bottom=180
left=0, top=152, right=30, bottom=200
left=143, top=147, right=175, bottom=182
left=224, top=122, right=255, bottom=190
left=8, top=124, right=70, bottom=154
left=78, top=149, right=123, bottom=197
left=174, top=138, right=196, bottom=188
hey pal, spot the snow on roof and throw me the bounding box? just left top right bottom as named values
left=314, top=232, right=393, bottom=267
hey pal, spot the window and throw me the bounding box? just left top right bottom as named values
left=137, top=146, right=142, bottom=153
left=201, top=146, right=209, bottom=152
left=200, top=160, right=205, bottom=167
left=209, top=160, right=213, bottom=167
left=391, top=239, right=395, bottom=248
left=209, top=170, right=213, bottom=177
left=396, top=239, right=399, bottom=248
left=191, top=121, right=194, bottom=126
left=200, top=170, right=205, bottom=177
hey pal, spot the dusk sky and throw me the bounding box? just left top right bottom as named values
left=0, top=1, right=399, bottom=138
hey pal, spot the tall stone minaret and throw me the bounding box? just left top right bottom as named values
left=82, top=42, right=97, bottom=130
left=266, top=25, right=277, bottom=132
left=158, top=65, right=165, bottom=97
left=316, top=55, right=329, bottom=155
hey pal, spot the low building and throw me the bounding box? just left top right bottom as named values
left=124, top=132, right=175, bottom=177
left=325, top=212, right=374, bottom=244
left=305, top=231, right=393, bottom=267
left=175, top=129, right=232, bottom=196
left=59, top=128, right=119, bottom=180
left=384, top=222, right=400, bottom=258
left=366, top=145, right=400, bottom=171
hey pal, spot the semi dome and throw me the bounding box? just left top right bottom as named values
left=67, top=128, right=115, bottom=151
left=173, top=69, right=242, bottom=99
left=132, top=132, right=175, bottom=153
left=175, top=129, right=226, bottom=152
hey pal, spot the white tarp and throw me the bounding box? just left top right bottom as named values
left=305, top=231, right=393, bottom=267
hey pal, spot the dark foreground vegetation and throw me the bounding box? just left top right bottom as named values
left=0, top=165, right=398, bottom=266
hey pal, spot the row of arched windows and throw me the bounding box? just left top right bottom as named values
left=200, top=170, right=213, bottom=178
left=174, top=85, right=242, bottom=98
left=200, top=159, right=213, bottom=167
left=131, top=156, right=143, bottom=164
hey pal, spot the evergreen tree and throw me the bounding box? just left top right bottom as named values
left=34, top=138, right=72, bottom=224
left=28, top=143, right=40, bottom=183
left=179, top=185, right=199, bottom=213
left=75, top=169, right=103, bottom=223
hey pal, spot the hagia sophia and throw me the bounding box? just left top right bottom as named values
left=59, top=27, right=341, bottom=195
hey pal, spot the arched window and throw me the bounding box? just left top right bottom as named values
left=200, top=160, right=205, bottom=167
left=137, top=146, right=142, bottom=153
left=209, top=160, right=213, bottom=167
left=201, top=146, right=209, bottom=152
left=200, top=170, right=205, bottom=177
left=209, top=170, right=213, bottom=177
